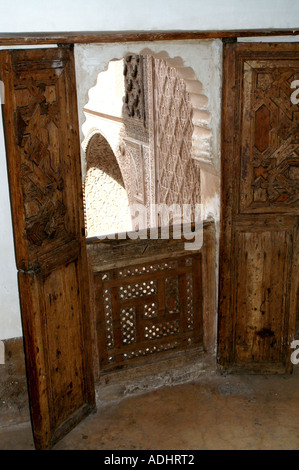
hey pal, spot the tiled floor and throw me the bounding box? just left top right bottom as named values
left=1, top=365, right=299, bottom=450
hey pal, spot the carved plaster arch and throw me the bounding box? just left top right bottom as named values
left=81, top=49, right=214, bottom=175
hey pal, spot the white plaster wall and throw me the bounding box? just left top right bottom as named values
left=0, top=0, right=298, bottom=32
left=86, top=59, right=125, bottom=118
left=0, top=107, right=22, bottom=340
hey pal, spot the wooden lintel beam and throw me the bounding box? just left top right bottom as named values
left=0, top=29, right=298, bottom=46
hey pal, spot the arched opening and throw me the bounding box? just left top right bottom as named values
left=84, top=132, right=132, bottom=237
left=81, top=51, right=213, bottom=236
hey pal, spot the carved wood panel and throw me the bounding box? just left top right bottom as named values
left=0, top=48, right=95, bottom=449
left=218, top=43, right=299, bottom=374
left=240, top=59, right=299, bottom=213
left=17, top=83, right=73, bottom=258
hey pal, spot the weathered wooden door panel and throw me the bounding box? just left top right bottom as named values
left=234, top=229, right=293, bottom=364
left=218, top=42, right=299, bottom=373
left=0, top=47, right=95, bottom=449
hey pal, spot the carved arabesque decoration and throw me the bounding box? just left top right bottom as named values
left=16, top=82, right=71, bottom=251
left=122, top=138, right=145, bottom=203
left=241, top=63, right=299, bottom=212
left=154, top=58, right=201, bottom=220
left=123, top=54, right=146, bottom=125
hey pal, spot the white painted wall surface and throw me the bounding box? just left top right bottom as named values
left=0, top=0, right=298, bottom=32
left=0, top=106, right=22, bottom=340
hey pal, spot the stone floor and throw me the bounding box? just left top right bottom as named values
left=1, top=363, right=299, bottom=450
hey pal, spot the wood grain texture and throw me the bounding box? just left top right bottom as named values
left=94, top=254, right=203, bottom=372
left=87, top=221, right=215, bottom=372
left=218, top=42, right=299, bottom=374
left=87, top=222, right=210, bottom=271
left=0, top=29, right=298, bottom=45
left=0, top=47, right=95, bottom=449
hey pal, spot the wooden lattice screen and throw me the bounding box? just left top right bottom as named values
left=87, top=226, right=206, bottom=373
left=94, top=254, right=203, bottom=370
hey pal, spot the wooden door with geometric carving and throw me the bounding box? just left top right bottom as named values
left=218, top=42, right=299, bottom=374
left=0, top=47, right=95, bottom=449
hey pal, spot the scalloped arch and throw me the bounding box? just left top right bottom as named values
left=81, top=49, right=214, bottom=173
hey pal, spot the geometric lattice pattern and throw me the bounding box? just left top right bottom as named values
left=154, top=58, right=201, bottom=219
left=241, top=62, right=299, bottom=212
left=96, top=254, right=203, bottom=371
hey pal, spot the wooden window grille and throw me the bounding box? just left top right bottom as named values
left=94, top=253, right=203, bottom=371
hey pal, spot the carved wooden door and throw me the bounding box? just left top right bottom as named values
left=0, top=47, right=95, bottom=449
left=218, top=42, right=299, bottom=373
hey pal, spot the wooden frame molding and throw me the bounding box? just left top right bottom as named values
left=0, top=29, right=298, bottom=46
